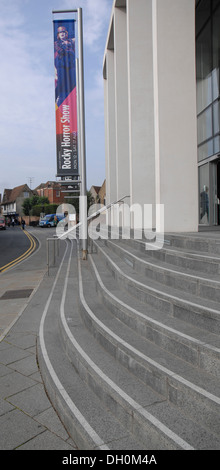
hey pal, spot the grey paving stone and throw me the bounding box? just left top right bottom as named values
left=0, top=397, right=15, bottom=416
left=0, top=409, right=45, bottom=450
left=29, top=370, right=43, bottom=383
left=17, top=429, right=77, bottom=450
left=0, top=341, right=12, bottom=351
left=0, top=371, right=36, bottom=399
left=6, top=383, right=51, bottom=417
left=35, top=407, right=70, bottom=440
left=0, top=363, right=13, bottom=378
left=7, top=354, right=39, bottom=376
left=5, top=332, right=37, bottom=350
left=0, top=344, right=30, bottom=365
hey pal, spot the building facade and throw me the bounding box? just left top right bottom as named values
left=196, top=0, right=220, bottom=226
left=103, top=0, right=220, bottom=232
left=35, top=181, right=66, bottom=204
left=89, top=181, right=106, bottom=205
left=1, top=184, right=36, bottom=221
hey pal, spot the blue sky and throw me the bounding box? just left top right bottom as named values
left=0, top=0, right=113, bottom=197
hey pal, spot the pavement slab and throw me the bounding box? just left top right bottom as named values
left=0, top=228, right=78, bottom=451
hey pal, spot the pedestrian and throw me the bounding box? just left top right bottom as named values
left=54, top=215, right=58, bottom=227
left=21, top=218, right=25, bottom=230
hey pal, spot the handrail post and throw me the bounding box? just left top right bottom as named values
left=78, top=7, right=87, bottom=260
left=47, top=238, right=49, bottom=276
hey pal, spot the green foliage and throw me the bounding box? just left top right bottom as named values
left=64, top=191, right=95, bottom=216
left=31, top=204, right=59, bottom=217
left=22, top=195, right=52, bottom=216
left=29, top=195, right=49, bottom=207
left=22, top=198, right=32, bottom=216
left=22, top=191, right=95, bottom=217
left=87, top=191, right=95, bottom=211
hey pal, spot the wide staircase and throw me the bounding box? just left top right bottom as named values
left=37, top=229, right=220, bottom=450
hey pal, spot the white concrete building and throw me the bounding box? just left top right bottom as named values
left=103, top=0, right=220, bottom=232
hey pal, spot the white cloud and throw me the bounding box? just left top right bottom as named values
left=62, top=0, right=112, bottom=49
left=0, top=0, right=112, bottom=195
left=0, top=0, right=55, bottom=184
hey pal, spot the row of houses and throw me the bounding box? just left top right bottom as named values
left=0, top=180, right=106, bottom=224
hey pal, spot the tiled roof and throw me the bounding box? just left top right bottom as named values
left=2, top=184, right=33, bottom=204
left=91, top=185, right=101, bottom=194
left=35, top=181, right=61, bottom=190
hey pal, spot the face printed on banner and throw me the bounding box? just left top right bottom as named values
left=53, top=19, right=78, bottom=177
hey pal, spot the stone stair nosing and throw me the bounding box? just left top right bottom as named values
left=89, top=241, right=220, bottom=376
left=37, top=235, right=220, bottom=450
left=102, top=238, right=220, bottom=303
left=95, top=226, right=220, bottom=255
left=58, top=242, right=220, bottom=450
left=91, top=239, right=220, bottom=336
left=77, top=251, right=220, bottom=438
left=37, top=240, right=148, bottom=450
left=123, top=230, right=220, bottom=255
left=88, top=250, right=220, bottom=379
left=119, top=233, right=220, bottom=276
left=36, top=241, right=113, bottom=450
left=163, top=233, right=220, bottom=255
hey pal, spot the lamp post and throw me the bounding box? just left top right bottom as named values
left=77, top=8, right=87, bottom=260
left=52, top=8, right=88, bottom=259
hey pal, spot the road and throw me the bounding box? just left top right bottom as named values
left=0, top=225, right=38, bottom=273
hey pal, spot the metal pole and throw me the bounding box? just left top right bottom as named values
left=53, top=239, right=55, bottom=265
left=76, top=59, right=81, bottom=176
left=47, top=239, right=49, bottom=275
left=52, top=9, right=77, bottom=14
left=78, top=7, right=87, bottom=260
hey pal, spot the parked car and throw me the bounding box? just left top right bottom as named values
left=39, top=214, right=64, bottom=228
left=0, top=216, right=6, bottom=230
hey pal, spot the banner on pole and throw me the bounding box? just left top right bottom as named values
left=53, top=19, right=78, bottom=177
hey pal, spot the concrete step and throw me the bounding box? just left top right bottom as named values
left=78, top=252, right=220, bottom=438
left=37, top=240, right=147, bottom=450
left=95, top=226, right=220, bottom=256
left=108, top=230, right=220, bottom=280
left=123, top=230, right=220, bottom=256
left=100, top=239, right=220, bottom=303
left=37, top=233, right=220, bottom=450
left=88, top=248, right=220, bottom=377
left=164, top=232, right=220, bottom=255
left=60, top=243, right=220, bottom=449
left=91, top=239, right=220, bottom=335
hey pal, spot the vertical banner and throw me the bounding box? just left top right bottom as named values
left=53, top=19, right=78, bottom=176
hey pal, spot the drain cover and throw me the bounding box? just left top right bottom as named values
left=0, top=289, right=33, bottom=300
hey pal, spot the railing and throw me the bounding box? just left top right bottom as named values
left=46, top=195, right=130, bottom=274
left=46, top=236, right=60, bottom=275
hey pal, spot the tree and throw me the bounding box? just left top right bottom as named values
left=22, top=198, right=32, bottom=216
left=22, top=195, right=50, bottom=216
left=29, top=195, right=39, bottom=207
left=87, top=191, right=95, bottom=211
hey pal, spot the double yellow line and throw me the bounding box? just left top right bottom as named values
left=0, top=228, right=37, bottom=273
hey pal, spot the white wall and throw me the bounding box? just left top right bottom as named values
left=114, top=6, right=130, bottom=201
left=156, top=0, right=198, bottom=232
left=103, top=0, right=198, bottom=233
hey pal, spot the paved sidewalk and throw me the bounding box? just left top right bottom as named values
left=0, top=228, right=77, bottom=450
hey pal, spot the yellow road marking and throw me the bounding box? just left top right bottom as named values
left=0, top=228, right=36, bottom=273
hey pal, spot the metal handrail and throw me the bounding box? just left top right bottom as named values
left=46, top=195, right=130, bottom=272
left=46, top=236, right=60, bottom=275
left=57, top=195, right=130, bottom=240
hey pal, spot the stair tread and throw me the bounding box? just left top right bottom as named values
left=95, top=240, right=220, bottom=314
left=61, top=259, right=220, bottom=449
left=80, top=259, right=220, bottom=401
left=90, top=245, right=220, bottom=350
left=40, top=273, right=146, bottom=450
left=39, top=239, right=220, bottom=450
left=112, top=239, right=220, bottom=282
